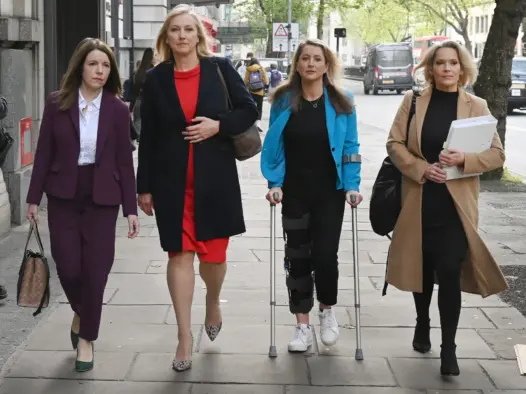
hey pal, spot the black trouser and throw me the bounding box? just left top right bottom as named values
left=413, top=221, right=468, bottom=348
left=251, top=93, right=264, bottom=120
left=281, top=188, right=346, bottom=314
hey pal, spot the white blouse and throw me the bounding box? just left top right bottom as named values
left=77, top=90, right=102, bottom=166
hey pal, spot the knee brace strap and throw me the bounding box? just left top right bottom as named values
left=282, top=213, right=310, bottom=231
left=285, top=243, right=311, bottom=260
left=286, top=274, right=313, bottom=293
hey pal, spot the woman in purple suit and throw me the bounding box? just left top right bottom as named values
left=26, top=38, right=140, bottom=372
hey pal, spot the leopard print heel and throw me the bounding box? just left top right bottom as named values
left=205, top=321, right=223, bottom=341
left=172, top=359, right=192, bottom=372
left=172, top=334, right=193, bottom=372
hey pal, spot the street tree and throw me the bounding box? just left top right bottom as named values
left=346, top=0, right=448, bottom=46
left=473, top=0, right=526, bottom=179
left=316, top=0, right=352, bottom=39
left=400, top=0, right=490, bottom=55
left=343, top=2, right=413, bottom=45
left=234, top=0, right=313, bottom=56
left=343, top=0, right=441, bottom=45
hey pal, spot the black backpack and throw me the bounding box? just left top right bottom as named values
left=369, top=90, right=418, bottom=238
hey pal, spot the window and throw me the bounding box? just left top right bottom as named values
left=485, top=15, right=489, bottom=32
left=476, top=17, right=480, bottom=33
left=377, top=49, right=413, bottom=67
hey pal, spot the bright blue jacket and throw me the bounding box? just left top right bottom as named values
left=260, top=87, right=361, bottom=192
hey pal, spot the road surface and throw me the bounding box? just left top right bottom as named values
left=342, top=79, right=526, bottom=178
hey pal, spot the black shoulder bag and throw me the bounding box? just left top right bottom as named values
left=369, top=90, right=418, bottom=238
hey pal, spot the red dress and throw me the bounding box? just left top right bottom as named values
left=168, top=65, right=229, bottom=263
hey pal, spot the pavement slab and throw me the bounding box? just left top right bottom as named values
left=388, top=358, right=494, bottom=390
left=3, top=83, right=526, bottom=392
left=128, top=353, right=310, bottom=384
left=0, top=380, right=193, bottom=394
left=479, top=360, right=526, bottom=390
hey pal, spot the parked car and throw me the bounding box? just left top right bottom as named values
left=465, top=57, right=526, bottom=114
left=507, top=57, right=526, bottom=113
left=362, top=42, right=414, bottom=95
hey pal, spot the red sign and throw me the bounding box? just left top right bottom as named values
left=20, top=117, right=33, bottom=167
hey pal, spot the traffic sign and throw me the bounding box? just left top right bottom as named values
left=272, top=22, right=299, bottom=53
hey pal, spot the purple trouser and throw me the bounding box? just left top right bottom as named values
left=47, top=164, right=119, bottom=341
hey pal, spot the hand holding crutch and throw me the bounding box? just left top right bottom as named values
left=350, top=193, right=364, bottom=361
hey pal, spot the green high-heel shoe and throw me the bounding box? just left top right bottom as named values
left=70, top=330, right=79, bottom=350
left=75, top=342, right=94, bottom=372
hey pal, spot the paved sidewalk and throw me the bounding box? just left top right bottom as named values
left=1, top=100, right=526, bottom=393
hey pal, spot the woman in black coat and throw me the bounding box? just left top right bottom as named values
left=136, top=4, right=258, bottom=372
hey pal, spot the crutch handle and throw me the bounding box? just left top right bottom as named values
left=270, top=191, right=280, bottom=205
left=350, top=194, right=358, bottom=208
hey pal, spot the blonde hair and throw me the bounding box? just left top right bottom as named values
left=414, top=40, right=477, bottom=88
left=271, top=38, right=354, bottom=114
left=156, top=4, right=212, bottom=62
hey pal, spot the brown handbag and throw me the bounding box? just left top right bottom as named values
left=17, top=222, right=50, bottom=316
left=214, top=61, right=262, bottom=161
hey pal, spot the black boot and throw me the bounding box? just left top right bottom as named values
left=412, top=318, right=431, bottom=353
left=440, top=345, right=459, bottom=376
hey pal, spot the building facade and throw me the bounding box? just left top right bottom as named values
left=0, top=0, right=226, bottom=234
left=0, top=0, right=104, bottom=231
left=0, top=0, right=46, bottom=234
left=445, top=3, right=524, bottom=58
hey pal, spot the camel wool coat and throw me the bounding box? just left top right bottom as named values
left=385, top=87, right=508, bottom=298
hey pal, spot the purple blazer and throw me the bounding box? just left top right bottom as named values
left=26, top=90, right=138, bottom=217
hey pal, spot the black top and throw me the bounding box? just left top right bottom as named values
left=283, top=95, right=337, bottom=194
left=420, top=88, right=460, bottom=229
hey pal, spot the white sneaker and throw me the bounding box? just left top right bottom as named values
left=319, top=308, right=339, bottom=346
left=288, top=324, right=313, bottom=352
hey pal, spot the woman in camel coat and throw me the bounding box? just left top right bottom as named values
left=385, top=40, right=507, bottom=377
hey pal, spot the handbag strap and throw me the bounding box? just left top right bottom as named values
left=405, top=91, right=418, bottom=147
left=213, top=59, right=233, bottom=111
left=33, top=259, right=50, bottom=317
left=22, top=221, right=50, bottom=317
left=24, top=221, right=44, bottom=256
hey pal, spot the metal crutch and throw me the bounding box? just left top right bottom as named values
left=350, top=194, right=364, bottom=361
left=269, top=191, right=279, bottom=358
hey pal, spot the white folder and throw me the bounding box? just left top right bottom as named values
left=443, top=115, right=498, bottom=180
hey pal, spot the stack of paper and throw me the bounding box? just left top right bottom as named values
left=442, top=115, right=498, bottom=180
left=514, top=344, right=526, bottom=375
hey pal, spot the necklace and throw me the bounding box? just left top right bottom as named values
left=305, top=94, right=323, bottom=108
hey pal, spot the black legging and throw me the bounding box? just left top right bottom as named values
left=281, top=188, right=346, bottom=314
left=413, top=221, right=468, bottom=348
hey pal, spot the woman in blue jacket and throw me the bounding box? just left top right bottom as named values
left=261, top=38, right=362, bottom=353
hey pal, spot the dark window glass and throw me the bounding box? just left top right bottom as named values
left=377, top=50, right=413, bottom=67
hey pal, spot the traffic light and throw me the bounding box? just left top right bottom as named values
left=334, top=28, right=346, bottom=38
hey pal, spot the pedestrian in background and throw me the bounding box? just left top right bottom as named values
left=268, top=63, right=282, bottom=95
left=244, top=57, right=268, bottom=128
left=129, top=48, right=155, bottom=142
left=26, top=38, right=140, bottom=373
left=261, top=38, right=363, bottom=353
left=136, top=4, right=257, bottom=372
left=385, top=40, right=507, bottom=376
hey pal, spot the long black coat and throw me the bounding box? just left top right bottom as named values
left=137, top=56, right=258, bottom=252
